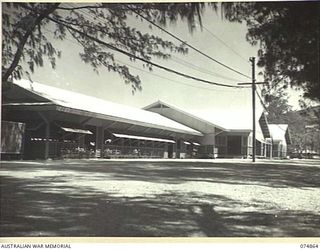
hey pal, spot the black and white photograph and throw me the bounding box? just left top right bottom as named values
left=1, top=1, right=320, bottom=241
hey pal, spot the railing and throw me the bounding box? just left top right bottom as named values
left=103, top=145, right=165, bottom=158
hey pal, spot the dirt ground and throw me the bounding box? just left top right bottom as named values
left=0, top=159, right=319, bottom=237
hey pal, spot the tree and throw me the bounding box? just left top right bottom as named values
left=222, top=1, right=320, bottom=102
left=286, top=108, right=320, bottom=156
left=3, top=2, right=319, bottom=102
left=262, top=85, right=292, bottom=123
left=264, top=86, right=320, bottom=156
left=2, top=3, right=206, bottom=92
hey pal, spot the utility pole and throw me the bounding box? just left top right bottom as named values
left=238, top=57, right=265, bottom=162
left=251, top=57, right=256, bottom=162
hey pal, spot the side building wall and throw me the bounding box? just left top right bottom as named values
left=214, top=132, right=251, bottom=158
left=272, top=140, right=288, bottom=159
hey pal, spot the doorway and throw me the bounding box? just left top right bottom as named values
left=227, top=136, right=242, bottom=155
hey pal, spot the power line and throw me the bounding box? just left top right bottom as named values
left=29, top=6, right=249, bottom=89
left=255, top=90, right=289, bottom=133
left=57, top=21, right=245, bottom=89
left=256, top=89, right=268, bottom=112
left=199, top=22, right=250, bottom=64
left=170, top=55, right=242, bottom=82
left=43, top=26, right=242, bottom=93
left=27, top=5, right=290, bottom=137
left=63, top=6, right=252, bottom=110
left=53, top=12, right=251, bottom=97
left=70, top=5, right=244, bottom=84
left=257, top=83, right=263, bottom=92
left=116, top=58, right=243, bottom=92
left=126, top=5, right=252, bottom=80
left=265, top=76, right=287, bottom=94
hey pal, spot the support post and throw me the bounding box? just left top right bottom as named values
left=44, top=122, right=50, bottom=160
left=95, top=126, right=104, bottom=158
left=38, top=112, right=50, bottom=160
left=212, top=127, right=216, bottom=158
left=79, top=135, right=85, bottom=148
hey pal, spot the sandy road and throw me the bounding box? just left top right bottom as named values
left=1, top=159, right=319, bottom=237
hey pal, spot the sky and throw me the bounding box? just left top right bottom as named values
left=19, top=3, right=304, bottom=112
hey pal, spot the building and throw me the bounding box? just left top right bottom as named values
left=144, top=100, right=271, bottom=158
left=268, top=124, right=292, bottom=158
left=2, top=80, right=202, bottom=160
left=1, top=79, right=291, bottom=160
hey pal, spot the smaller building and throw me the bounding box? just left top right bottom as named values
left=144, top=100, right=273, bottom=159
left=268, top=124, right=292, bottom=159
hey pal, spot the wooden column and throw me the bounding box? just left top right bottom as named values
left=95, top=126, right=104, bottom=158
left=79, top=135, right=85, bottom=148
left=44, top=122, right=50, bottom=160
left=38, top=112, right=50, bottom=160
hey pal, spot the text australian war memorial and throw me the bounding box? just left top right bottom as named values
left=1, top=79, right=291, bottom=161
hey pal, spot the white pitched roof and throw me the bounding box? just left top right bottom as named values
left=179, top=107, right=267, bottom=142
left=12, top=79, right=202, bottom=136
left=268, top=124, right=289, bottom=141
left=187, top=108, right=254, bottom=130
left=145, top=100, right=264, bottom=131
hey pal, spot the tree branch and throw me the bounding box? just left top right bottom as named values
left=56, top=5, right=104, bottom=11
left=2, top=3, right=60, bottom=83
left=46, top=16, right=247, bottom=88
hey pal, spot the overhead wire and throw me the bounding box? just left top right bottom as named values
left=256, top=89, right=268, bottom=112
left=54, top=20, right=248, bottom=88
left=18, top=4, right=291, bottom=137
left=31, top=5, right=250, bottom=89
left=126, top=5, right=252, bottom=80
left=197, top=22, right=250, bottom=64
left=170, top=55, right=242, bottom=82
left=255, top=87, right=290, bottom=133
left=70, top=5, right=244, bottom=84
left=61, top=4, right=290, bottom=134
left=264, top=76, right=287, bottom=94
left=41, top=26, right=243, bottom=93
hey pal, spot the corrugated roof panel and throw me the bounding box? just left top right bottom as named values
left=268, top=124, right=289, bottom=141
left=145, top=100, right=265, bottom=131
left=12, top=80, right=202, bottom=136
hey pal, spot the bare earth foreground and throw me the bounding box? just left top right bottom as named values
left=0, top=159, right=319, bottom=237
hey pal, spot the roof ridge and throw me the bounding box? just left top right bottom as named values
left=11, top=79, right=202, bottom=136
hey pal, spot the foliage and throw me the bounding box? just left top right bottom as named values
left=264, top=86, right=320, bottom=155
left=222, top=1, right=320, bottom=102
left=2, top=3, right=207, bottom=91
left=287, top=108, right=320, bottom=155
left=3, top=2, right=319, bottom=101
left=2, top=3, right=61, bottom=82
left=262, top=86, right=292, bottom=123
left=262, top=82, right=320, bottom=155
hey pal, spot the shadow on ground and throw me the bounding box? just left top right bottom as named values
left=0, top=160, right=319, bottom=237
left=27, top=160, right=320, bottom=188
